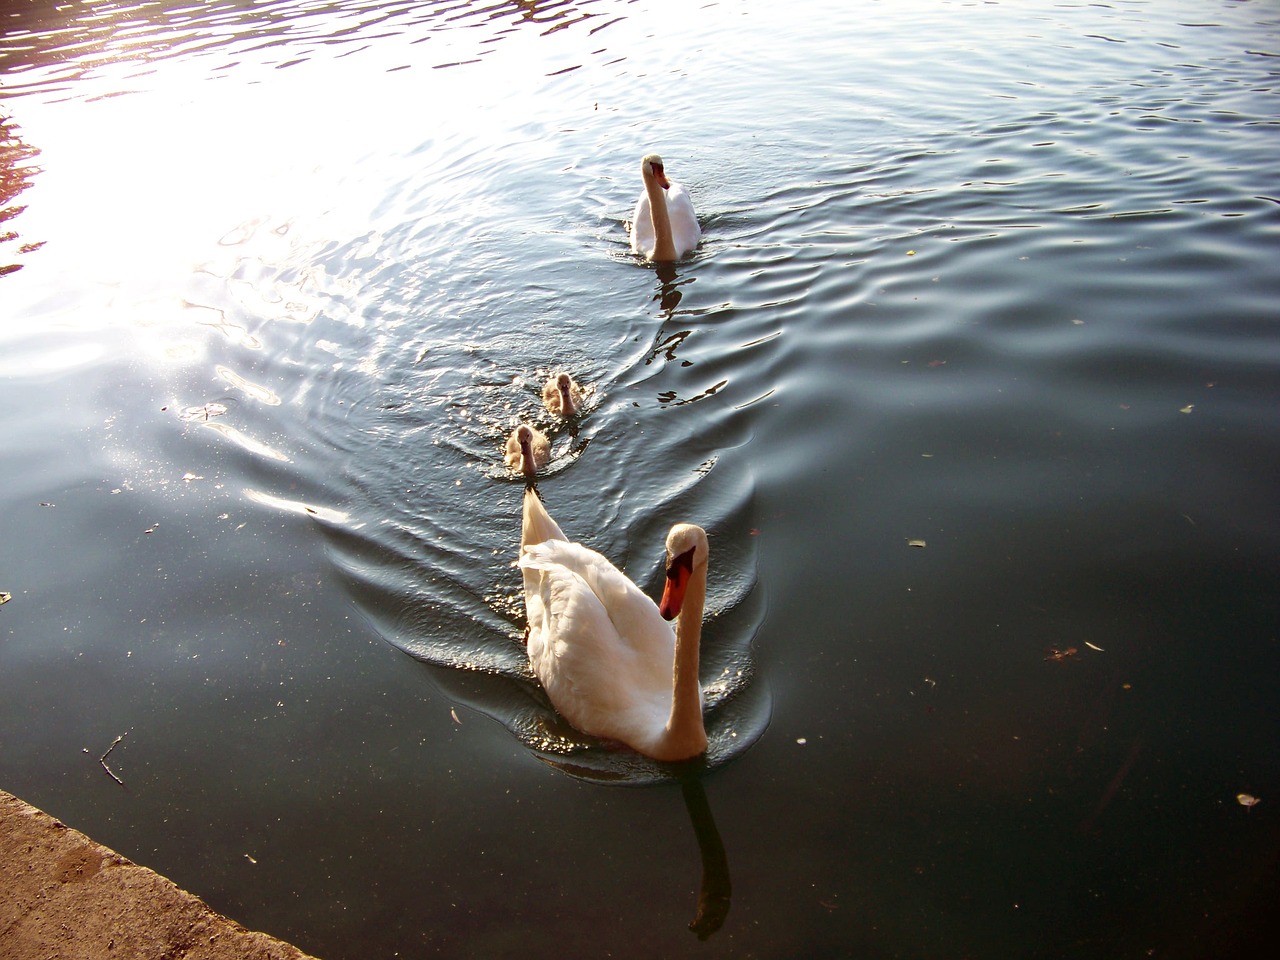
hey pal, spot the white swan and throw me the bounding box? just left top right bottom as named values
left=505, top=425, right=549, bottom=478
left=541, top=372, right=583, bottom=418
left=519, top=488, right=709, bottom=761
left=629, top=153, right=700, bottom=262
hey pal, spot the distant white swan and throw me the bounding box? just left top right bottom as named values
left=519, top=488, right=709, bottom=761
left=505, top=425, right=549, bottom=478
left=629, top=153, right=700, bottom=262
left=542, top=372, right=583, bottom=418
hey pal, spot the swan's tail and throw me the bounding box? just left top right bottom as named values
left=522, top=487, right=567, bottom=549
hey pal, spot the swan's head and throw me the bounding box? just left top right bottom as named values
left=641, top=153, right=671, bottom=190
left=659, top=524, right=708, bottom=620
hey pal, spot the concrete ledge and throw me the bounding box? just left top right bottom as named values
left=1, top=788, right=320, bottom=960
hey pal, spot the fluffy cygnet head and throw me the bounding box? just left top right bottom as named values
left=541, top=372, right=583, bottom=418
left=505, top=424, right=549, bottom=478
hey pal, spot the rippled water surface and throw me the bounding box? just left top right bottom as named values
left=2, top=0, right=1279, bottom=956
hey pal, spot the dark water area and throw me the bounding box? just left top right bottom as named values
left=2, top=0, right=1279, bottom=956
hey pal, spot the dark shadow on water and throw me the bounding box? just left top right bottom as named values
left=537, top=755, right=733, bottom=939
left=682, top=774, right=732, bottom=940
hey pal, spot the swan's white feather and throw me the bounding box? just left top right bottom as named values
left=520, top=539, right=676, bottom=745
left=630, top=180, right=700, bottom=259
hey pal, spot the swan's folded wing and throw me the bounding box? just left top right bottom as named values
left=630, top=192, right=654, bottom=256
left=520, top=541, right=673, bottom=668
left=666, top=182, right=701, bottom=257
left=520, top=542, right=672, bottom=741
left=525, top=556, right=617, bottom=665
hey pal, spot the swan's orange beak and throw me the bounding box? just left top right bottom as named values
left=654, top=165, right=671, bottom=190
left=659, top=545, right=695, bottom=620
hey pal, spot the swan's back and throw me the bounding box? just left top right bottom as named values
left=664, top=182, right=701, bottom=258
left=520, top=539, right=676, bottom=747
left=630, top=191, right=654, bottom=257
left=630, top=183, right=701, bottom=260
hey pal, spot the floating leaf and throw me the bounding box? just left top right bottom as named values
left=0, top=591, right=11, bottom=605
left=1180, top=404, right=1194, bottom=414
left=907, top=539, right=927, bottom=548
left=1085, top=641, right=1105, bottom=652
left=1237, top=793, right=1261, bottom=809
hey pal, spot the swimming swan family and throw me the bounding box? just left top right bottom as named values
left=494, top=153, right=707, bottom=762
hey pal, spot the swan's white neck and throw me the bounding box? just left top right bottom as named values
left=643, top=165, right=678, bottom=262
left=660, top=559, right=708, bottom=761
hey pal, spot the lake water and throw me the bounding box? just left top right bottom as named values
left=2, top=0, right=1278, bottom=956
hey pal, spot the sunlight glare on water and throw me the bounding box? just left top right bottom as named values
left=1, top=0, right=1278, bottom=957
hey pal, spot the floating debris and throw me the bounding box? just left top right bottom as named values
left=96, top=731, right=129, bottom=786
left=1085, top=641, right=1105, bottom=652
left=178, top=402, right=228, bottom=422
left=1044, top=646, right=1078, bottom=662
left=1237, top=793, right=1261, bottom=809
left=907, top=539, right=927, bottom=548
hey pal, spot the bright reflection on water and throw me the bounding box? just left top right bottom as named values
left=2, top=0, right=1279, bottom=957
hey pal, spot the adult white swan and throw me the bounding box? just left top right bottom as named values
left=629, top=153, right=701, bottom=262
left=519, top=488, right=709, bottom=761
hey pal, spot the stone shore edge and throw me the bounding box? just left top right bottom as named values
left=1, top=788, right=320, bottom=960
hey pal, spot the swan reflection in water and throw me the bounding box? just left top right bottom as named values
left=680, top=774, right=733, bottom=939
left=653, top=260, right=688, bottom=315
left=542, top=754, right=732, bottom=939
